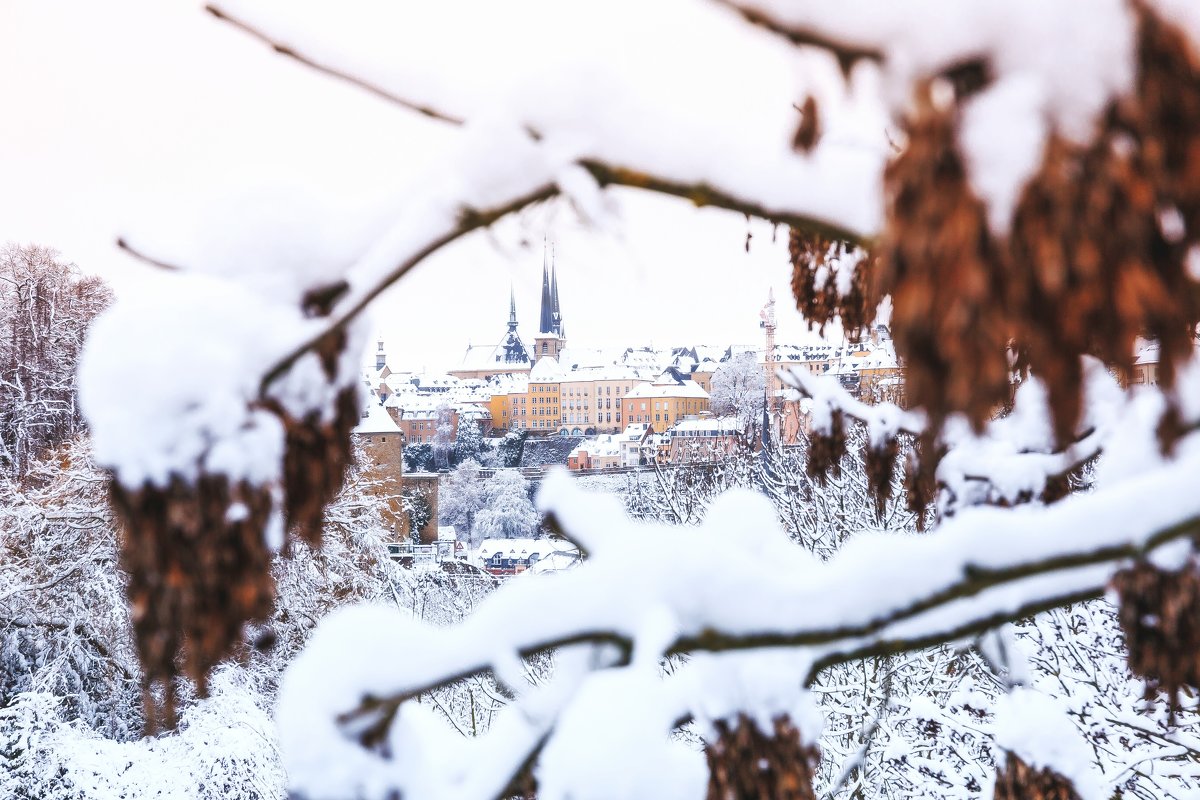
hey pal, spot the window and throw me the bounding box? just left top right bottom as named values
left=542, top=343, right=548, bottom=353
left=381, top=437, right=386, bottom=442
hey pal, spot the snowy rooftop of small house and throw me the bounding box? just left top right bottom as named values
left=621, top=348, right=669, bottom=370
left=621, top=423, right=653, bottom=441
left=457, top=404, right=491, bottom=420
left=1134, top=342, right=1161, bottom=365
left=668, top=417, right=742, bottom=436
left=353, top=400, right=401, bottom=435
left=626, top=378, right=708, bottom=400
left=570, top=435, right=621, bottom=459
left=476, top=538, right=578, bottom=562
left=855, top=353, right=900, bottom=370
left=384, top=393, right=442, bottom=414
left=529, top=356, right=566, bottom=382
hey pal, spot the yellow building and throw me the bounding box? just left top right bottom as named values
left=622, top=375, right=709, bottom=430
left=526, top=357, right=563, bottom=434
left=488, top=375, right=529, bottom=433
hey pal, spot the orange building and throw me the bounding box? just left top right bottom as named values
left=622, top=375, right=709, bottom=430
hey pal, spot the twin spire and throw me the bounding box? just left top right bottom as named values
left=538, top=240, right=564, bottom=337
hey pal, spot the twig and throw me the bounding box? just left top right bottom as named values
left=711, top=0, right=885, bottom=73
left=204, top=4, right=464, bottom=125
left=116, top=238, right=183, bottom=271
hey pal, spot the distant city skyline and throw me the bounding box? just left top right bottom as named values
left=368, top=192, right=839, bottom=375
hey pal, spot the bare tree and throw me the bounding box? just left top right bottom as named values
left=708, top=352, right=766, bottom=440
left=0, top=245, right=111, bottom=481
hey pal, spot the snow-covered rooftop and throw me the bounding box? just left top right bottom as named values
left=627, top=380, right=708, bottom=400
left=354, top=400, right=401, bottom=435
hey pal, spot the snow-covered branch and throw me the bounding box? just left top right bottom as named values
left=281, top=457, right=1200, bottom=797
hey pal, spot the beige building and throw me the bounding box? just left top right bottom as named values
left=559, top=365, right=653, bottom=435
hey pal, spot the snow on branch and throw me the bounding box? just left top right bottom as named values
left=779, top=365, right=923, bottom=444
left=204, top=0, right=885, bottom=239
left=781, top=359, right=1129, bottom=517
left=279, top=460, right=1200, bottom=797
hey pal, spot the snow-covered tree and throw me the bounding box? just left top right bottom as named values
left=453, top=419, right=484, bottom=466
left=403, top=441, right=433, bottom=472
left=495, top=430, right=526, bottom=468
left=473, top=468, right=538, bottom=543
left=438, top=459, right=486, bottom=542
left=708, top=352, right=765, bottom=437
left=431, top=402, right=455, bottom=470
left=0, top=244, right=111, bottom=480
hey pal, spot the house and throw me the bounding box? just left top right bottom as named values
left=476, top=538, right=580, bottom=575
left=567, top=433, right=622, bottom=470
left=618, top=423, right=654, bottom=467
left=666, top=416, right=745, bottom=463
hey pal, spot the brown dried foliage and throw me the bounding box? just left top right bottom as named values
left=792, top=95, right=821, bottom=153
left=904, top=434, right=940, bottom=531
left=275, top=385, right=359, bottom=548
left=865, top=436, right=899, bottom=521
left=806, top=410, right=845, bottom=483
left=1112, top=558, right=1200, bottom=709
left=791, top=6, right=1200, bottom=512
left=993, top=753, right=1083, bottom=800
left=872, top=79, right=1013, bottom=440
left=111, top=475, right=275, bottom=731
left=112, top=320, right=360, bottom=729
left=705, top=714, right=819, bottom=800
left=269, top=327, right=359, bottom=547
left=788, top=229, right=871, bottom=339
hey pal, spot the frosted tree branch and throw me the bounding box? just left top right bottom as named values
left=284, top=457, right=1200, bottom=797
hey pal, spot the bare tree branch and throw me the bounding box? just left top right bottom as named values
left=710, top=0, right=884, bottom=73
left=116, top=237, right=183, bottom=271
left=204, top=4, right=465, bottom=125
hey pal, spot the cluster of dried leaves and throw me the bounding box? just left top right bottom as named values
left=993, top=752, right=1084, bottom=800
left=704, top=714, right=820, bottom=800
left=110, top=299, right=361, bottom=729
left=1112, top=558, right=1200, bottom=711
left=791, top=2, right=1200, bottom=520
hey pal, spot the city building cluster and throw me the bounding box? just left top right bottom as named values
left=356, top=251, right=910, bottom=465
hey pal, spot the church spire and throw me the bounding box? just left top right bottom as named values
left=507, top=283, right=518, bottom=332
left=539, top=239, right=555, bottom=335
left=551, top=245, right=561, bottom=331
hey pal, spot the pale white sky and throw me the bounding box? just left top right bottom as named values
left=0, top=0, right=837, bottom=374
